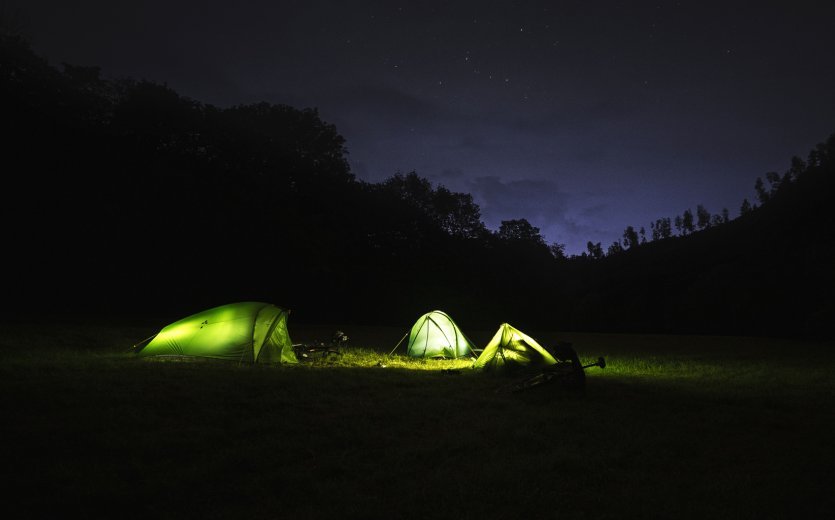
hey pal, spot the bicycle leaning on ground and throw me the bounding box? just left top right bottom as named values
left=496, top=342, right=606, bottom=394
left=292, top=330, right=349, bottom=361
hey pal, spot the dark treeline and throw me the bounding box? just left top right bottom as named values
left=3, top=35, right=833, bottom=338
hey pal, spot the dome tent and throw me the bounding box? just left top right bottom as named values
left=473, top=323, right=557, bottom=372
left=135, top=302, right=298, bottom=363
left=397, top=310, right=477, bottom=359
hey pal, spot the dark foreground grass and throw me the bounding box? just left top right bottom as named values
left=1, top=321, right=833, bottom=519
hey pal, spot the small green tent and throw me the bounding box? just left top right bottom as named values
left=135, top=302, right=298, bottom=363
left=400, top=310, right=476, bottom=359
left=473, top=323, right=557, bottom=372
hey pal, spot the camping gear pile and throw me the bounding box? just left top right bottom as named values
left=134, top=303, right=605, bottom=393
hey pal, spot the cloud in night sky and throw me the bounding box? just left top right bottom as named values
left=467, top=176, right=571, bottom=240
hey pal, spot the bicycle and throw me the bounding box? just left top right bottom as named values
left=292, top=330, right=349, bottom=361
left=494, top=340, right=606, bottom=395
left=508, top=357, right=605, bottom=393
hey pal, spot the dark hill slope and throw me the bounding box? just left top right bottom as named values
left=564, top=138, right=835, bottom=338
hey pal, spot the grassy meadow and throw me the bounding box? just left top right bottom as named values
left=1, top=320, right=833, bottom=519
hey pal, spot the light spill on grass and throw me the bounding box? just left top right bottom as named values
left=302, top=347, right=478, bottom=371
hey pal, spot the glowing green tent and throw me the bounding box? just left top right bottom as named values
left=135, top=302, right=298, bottom=363
left=473, top=323, right=557, bottom=371
left=398, top=310, right=476, bottom=359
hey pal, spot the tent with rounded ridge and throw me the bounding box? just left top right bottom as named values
left=473, top=323, right=557, bottom=372
left=134, top=302, right=298, bottom=363
left=392, top=310, right=477, bottom=359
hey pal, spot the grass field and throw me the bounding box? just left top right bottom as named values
left=1, top=320, right=833, bottom=519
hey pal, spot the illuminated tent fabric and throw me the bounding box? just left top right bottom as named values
left=473, top=323, right=557, bottom=371
left=405, top=310, right=476, bottom=359
left=135, top=302, right=297, bottom=363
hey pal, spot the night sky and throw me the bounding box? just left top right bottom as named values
left=7, top=1, right=835, bottom=254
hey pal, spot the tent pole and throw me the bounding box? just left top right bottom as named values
left=128, top=334, right=157, bottom=353
left=388, top=331, right=409, bottom=357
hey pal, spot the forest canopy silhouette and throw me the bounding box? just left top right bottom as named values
left=3, top=34, right=833, bottom=338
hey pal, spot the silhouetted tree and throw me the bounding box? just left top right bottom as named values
left=788, top=156, right=806, bottom=181
left=740, top=198, right=753, bottom=215
left=696, top=204, right=711, bottom=230
left=807, top=145, right=822, bottom=167
left=661, top=217, right=672, bottom=238
left=765, top=171, right=784, bottom=195
left=639, top=226, right=647, bottom=244
left=586, top=241, right=604, bottom=260
left=622, top=226, right=639, bottom=249
left=721, top=208, right=730, bottom=223
left=651, top=217, right=672, bottom=240
left=382, top=172, right=433, bottom=212
left=682, top=209, right=695, bottom=234
left=674, top=215, right=683, bottom=235
left=754, top=177, right=769, bottom=204
left=433, top=186, right=488, bottom=239
left=607, top=240, right=624, bottom=255
left=497, top=219, right=546, bottom=245
left=549, top=242, right=567, bottom=259
left=382, top=172, right=487, bottom=239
